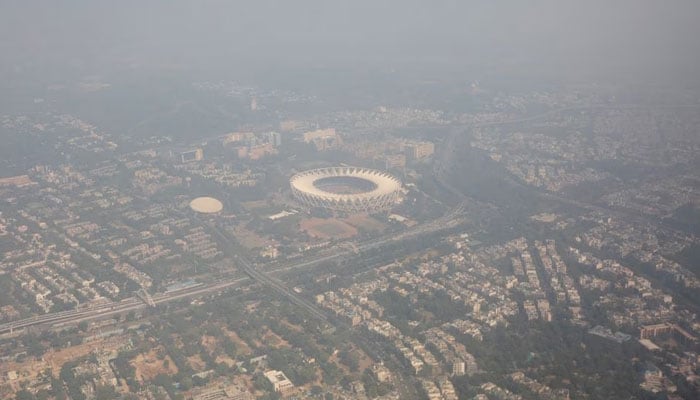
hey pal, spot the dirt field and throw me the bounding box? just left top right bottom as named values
left=260, top=327, right=290, bottom=348
left=201, top=335, right=218, bottom=354
left=1, top=357, right=48, bottom=393
left=343, top=213, right=386, bottom=232
left=187, top=354, right=207, bottom=372
left=233, top=225, right=271, bottom=249
left=241, top=200, right=269, bottom=211
left=131, top=348, right=178, bottom=382
left=328, top=352, right=349, bottom=374
left=328, top=345, right=373, bottom=375
left=356, top=348, right=373, bottom=371
left=222, top=328, right=252, bottom=356
left=282, top=319, right=303, bottom=332
left=43, top=337, right=126, bottom=377
left=215, top=354, right=237, bottom=367
left=300, top=218, right=358, bottom=239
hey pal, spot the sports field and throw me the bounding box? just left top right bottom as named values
left=300, top=217, right=358, bottom=239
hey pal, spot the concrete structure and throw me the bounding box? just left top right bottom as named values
left=268, top=131, right=282, bottom=147
left=264, top=370, right=294, bottom=396
left=303, top=128, right=342, bottom=151
left=452, top=360, right=466, bottom=376
left=640, top=323, right=698, bottom=344
left=0, top=175, right=34, bottom=187
left=181, top=148, right=204, bottom=163
left=236, top=143, right=277, bottom=160
left=290, top=167, right=401, bottom=213
left=404, top=141, right=435, bottom=161
left=384, top=154, right=407, bottom=169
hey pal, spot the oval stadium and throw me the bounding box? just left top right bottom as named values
left=290, top=167, right=402, bottom=213
left=189, top=196, right=224, bottom=214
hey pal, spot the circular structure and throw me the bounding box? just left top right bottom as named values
left=290, top=167, right=402, bottom=212
left=189, top=197, right=223, bottom=213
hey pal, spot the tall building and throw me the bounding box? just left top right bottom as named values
left=268, top=131, right=282, bottom=147
left=303, top=128, right=342, bottom=151
left=452, top=359, right=466, bottom=376
left=236, top=143, right=277, bottom=160
left=404, top=141, right=435, bottom=161
left=223, top=132, right=254, bottom=145
left=180, top=148, right=204, bottom=163
left=264, top=370, right=294, bottom=396
left=384, top=154, right=407, bottom=169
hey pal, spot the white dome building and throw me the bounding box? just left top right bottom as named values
left=189, top=197, right=223, bottom=213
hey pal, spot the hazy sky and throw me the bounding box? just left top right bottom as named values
left=2, top=1, right=700, bottom=84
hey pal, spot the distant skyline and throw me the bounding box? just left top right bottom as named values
left=1, top=0, right=699, bottom=84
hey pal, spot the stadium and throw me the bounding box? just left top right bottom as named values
left=290, top=167, right=402, bottom=213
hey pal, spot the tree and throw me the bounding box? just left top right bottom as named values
left=192, top=375, right=209, bottom=387
left=310, top=386, right=323, bottom=396
left=15, top=390, right=36, bottom=400
left=154, top=374, right=174, bottom=389
left=222, top=337, right=238, bottom=358
left=338, top=350, right=359, bottom=372
left=35, top=391, right=50, bottom=400
left=95, top=385, right=117, bottom=400
left=179, top=376, right=193, bottom=391
left=50, top=376, right=67, bottom=399
left=253, top=373, right=272, bottom=392
left=215, top=362, right=230, bottom=376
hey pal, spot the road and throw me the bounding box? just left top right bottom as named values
left=0, top=277, right=249, bottom=335
left=268, top=202, right=467, bottom=276
left=236, top=254, right=329, bottom=322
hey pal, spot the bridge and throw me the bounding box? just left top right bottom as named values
left=136, top=288, right=156, bottom=307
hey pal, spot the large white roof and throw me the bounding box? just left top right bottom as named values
left=189, top=197, right=223, bottom=213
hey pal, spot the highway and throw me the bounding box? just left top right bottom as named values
left=235, top=255, right=329, bottom=322
left=0, top=277, right=249, bottom=335
left=268, top=202, right=467, bottom=276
